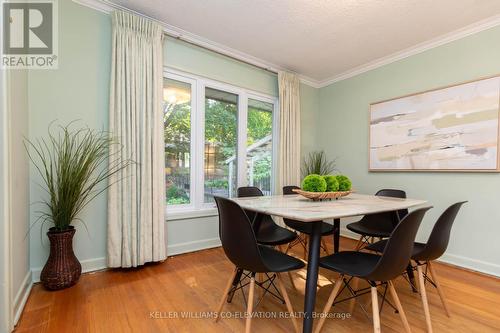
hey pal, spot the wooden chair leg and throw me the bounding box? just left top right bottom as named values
left=417, top=265, right=433, bottom=333
left=371, top=286, right=381, bottom=333
left=276, top=273, right=300, bottom=333
left=427, top=261, right=451, bottom=317
left=321, top=238, right=329, bottom=255
left=348, top=277, right=359, bottom=314
left=214, top=267, right=238, bottom=322
left=245, top=275, right=256, bottom=333
left=354, top=236, right=364, bottom=250
left=287, top=271, right=298, bottom=290
left=256, top=273, right=263, bottom=299
left=314, top=275, right=344, bottom=333
left=303, top=236, right=308, bottom=261
left=388, top=281, right=411, bottom=333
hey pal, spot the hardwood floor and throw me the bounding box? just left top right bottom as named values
left=15, top=237, right=500, bottom=332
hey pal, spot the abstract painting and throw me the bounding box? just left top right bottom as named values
left=369, top=76, right=500, bottom=171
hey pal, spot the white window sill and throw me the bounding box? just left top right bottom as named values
left=166, top=208, right=218, bottom=221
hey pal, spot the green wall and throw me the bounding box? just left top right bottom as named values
left=28, top=0, right=112, bottom=276
left=318, top=26, right=500, bottom=276
left=28, top=0, right=319, bottom=275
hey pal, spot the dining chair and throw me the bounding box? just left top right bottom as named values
left=282, top=185, right=335, bottom=259
left=346, top=189, right=408, bottom=250
left=214, top=196, right=304, bottom=333
left=366, top=202, right=466, bottom=333
left=237, top=186, right=298, bottom=248
left=314, top=206, right=432, bottom=333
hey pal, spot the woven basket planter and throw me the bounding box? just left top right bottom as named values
left=40, top=226, right=82, bottom=290
left=292, top=188, right=352, bottom=201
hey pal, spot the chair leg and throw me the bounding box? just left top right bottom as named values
left=256, top=273, right=263, bottom=299
left=417, top=265, right=433, bottom=333
left=281, top=239, right=298, bottom=289
left=321, top=238, right=329, bottom=255
left=371, top=286, right=381, bottom=333
left=214, top=267, right=238, bottom=322
left=303, top=236, right=308, bottom=261
left=427, top=261, right=451, bottom=317
left=348, top=277, right=359, bottom=314
left=287, top=271, right=298, bottom=290
left=314, top=275, right=344, bottom=333
left=276, top=273, right=300, bottom=333
left=388, top=281, right=411, bottom=333
left=245, top=274, right=256, bottom=333
left=354, top=236, right=364, bottom=250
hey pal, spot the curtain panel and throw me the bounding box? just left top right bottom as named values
left=107, top=11, right=166, bottom=268
left=278, top=71, right=301, bottom=192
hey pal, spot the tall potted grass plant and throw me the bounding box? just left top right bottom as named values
left=25, top=123, right=130, bottom=290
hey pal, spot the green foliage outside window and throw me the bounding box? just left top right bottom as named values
left=165, top=95, right=274, bottom=204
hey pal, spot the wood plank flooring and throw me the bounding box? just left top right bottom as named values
left=14, top=237, right=500, bottom=332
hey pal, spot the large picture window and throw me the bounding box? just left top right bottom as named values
left=163, top=70, right=278, bottom=212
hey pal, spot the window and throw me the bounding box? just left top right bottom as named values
left=247, top=99, right=274, bottom=195
left=164, top=69, right=278, bottom=212
left=204, top=88, right=238, bottom=202
left=163, top=78, right=193, bottom=205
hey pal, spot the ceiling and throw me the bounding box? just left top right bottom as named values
left=108, top=0, right=500, bottom=84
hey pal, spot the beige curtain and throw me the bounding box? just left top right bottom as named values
left=278, top=71, right=301, bottom=193
left=107, top=11, right=166, bottom=268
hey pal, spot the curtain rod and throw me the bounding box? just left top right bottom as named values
left=164, top=33, right=279, bottom=76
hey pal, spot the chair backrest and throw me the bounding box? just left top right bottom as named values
left=356, top=189, right=408, bottom=231
left=375, top=189, right=408, bottom=222
left=366, top=206, right=432, bottom=282
left=413, top=201, right=466, bottom=261
left=237, top=186, right=278, bottom=232
left=237, top=187, right=263, bottom=222
left=283, top=185, right=300, bottom=195
left=238, top=186, right=263, bottom=197
left=282, top=185, right=314, bottom=228
left=214, top=196, right=267, bottom=272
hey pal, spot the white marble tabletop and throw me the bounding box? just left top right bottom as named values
left=231, top=193, right=428, bottom=222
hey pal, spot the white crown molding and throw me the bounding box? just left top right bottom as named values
left=73, top=0, right=500, bottom=89
left=317, top=14, right=500, bottom=87
left=72, top=0, right=323, bottom=88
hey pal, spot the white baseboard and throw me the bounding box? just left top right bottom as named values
left=30, top=239, right=224, bottom=284
left=31, top=257, right=107, bottom=283
left=13, top=270, right=32, bottom=325
left=167, top=237, right=221, bottom=257
left=438, top=253, right=500, bottom=277
left=339, top=228, right=500, bottom=277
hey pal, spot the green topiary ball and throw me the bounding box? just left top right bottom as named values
left=302, top=174, right=327, bottom=192
left=336, top=175, right=352, bottom=191
left=323, top=175, right=339, bottom=192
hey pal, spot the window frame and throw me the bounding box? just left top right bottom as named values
left=163, top=72, right=198, bottom=212
left=164, top=68, right=279, bottom=216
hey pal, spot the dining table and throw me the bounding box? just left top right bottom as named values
left=231, top=192, right=427, bottom=333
